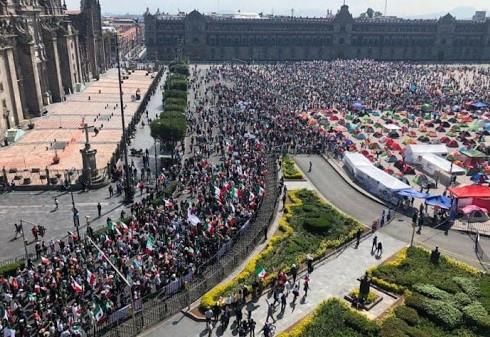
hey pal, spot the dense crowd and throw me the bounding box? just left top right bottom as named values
left=1, top=60, right=489, bottom=337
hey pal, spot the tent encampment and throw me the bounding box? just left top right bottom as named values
left=419, top=153, right=465, bottom=176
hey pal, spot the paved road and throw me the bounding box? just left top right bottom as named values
left=295, top=155, right=490, bottom=270
left=0, top=71, right=167, bottom=261
left=295, top=155, right=383, bottom=224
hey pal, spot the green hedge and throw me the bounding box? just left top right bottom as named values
left=164, top=103, right=186, bottom=113
left=0, top=261, right=25, bottom=277
left=164, top=89, right=187, bottom=100
left=282, top=155, right=303, bottom=180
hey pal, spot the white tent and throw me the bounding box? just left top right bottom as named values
left=343, top=152, right=372, bottom=177
left=355, top=165, right=411, bottom=204
left=419, top=153, right=465, bottom=176
left=383, top=124, right=401, bottom=131
left=404, top=144, right=448, bottom=164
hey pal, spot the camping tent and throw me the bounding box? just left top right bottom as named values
left=404, top=144, right=448, bottom=164
left=419, top=153, right=465, bottom=176
left=460, top=205, right=489, bottom=223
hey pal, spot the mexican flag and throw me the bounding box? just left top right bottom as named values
left=230, top=187, right=241, bottom=200
left=145, top=234, right=155, bottom=254
left=93, top=304, right=104, bottom=322
left=214, top=186, right=222, bottom=201
left=255, top=266, right=267, bottom=279
left=87, top=270, right=97, bottom=288
left=71, top=278, right=83, bottom=294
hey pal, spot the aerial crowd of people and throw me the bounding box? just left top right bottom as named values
left=1, top=60, right=489, bottom=337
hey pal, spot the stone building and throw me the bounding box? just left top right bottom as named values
left=68, top=0, right=109, bottom=82
left=0, top=0, right=82, bottom=134
left=0, top=0, right=109, bottom=141
left=145, top=5, right=490, bottom=62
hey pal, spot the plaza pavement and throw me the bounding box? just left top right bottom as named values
left=0, top=71, right=167, bottom=261
left=0, top=68, right=155, bottom=185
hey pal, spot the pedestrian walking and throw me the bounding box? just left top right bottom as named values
left=213, top=304, right=221, bottom=322
left=265, top=299, right=276, bottom=323
left=303, top=275, right=310, bottom=297
left=280, top=292, right=287, bottom=312
left=108, top=185, right=114, bottom=197
left=308, top=161, right=312, bottom=172
left=32, top=225, right=39, bottom=241
left=97, top=202, right=102, bottom=218
left=290, top=264, right=298, bottom=283
left=14, top=223, right=22, bottom=239
left=376, top=241, right=383, bottom=256
left=205, top=307, right=213, bottom=330
left=54, top=197, right=59, bottom=210
left=371, top=235, right=378, bottom=252
left=246, top=301, right=254, bottom=320
left=292, top=283, right=299, bottom=304
left=235, top=305, right=243, bottom=324
left=249, top=318, right=256, bottom=337
left=356, top=228, right=362, bottom=247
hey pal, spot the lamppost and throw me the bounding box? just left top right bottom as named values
left=19, top=220, right=29, bottom=261
left=154, top=138, right=158, bottom=189
left=69, top=184, right=80, bottom=239
left=86, top=235, right=136, bottom=327
left=116, top=33, right=134, bottom=204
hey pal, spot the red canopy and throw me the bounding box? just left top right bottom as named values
left=449, top=185, right=490, bottom=198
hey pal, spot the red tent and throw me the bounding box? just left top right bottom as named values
left=449, top=185, right=490, bottom=198
left=450, top=185, right=490, bottom=211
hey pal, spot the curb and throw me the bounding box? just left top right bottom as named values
left=320, top=154, right=387, bottom=207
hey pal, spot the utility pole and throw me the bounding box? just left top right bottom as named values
left=384, top=0, right=388, bottom=16
left=19, top=220, right=29, bottom=262
left=116, top=33, right=134, bottom=204
left=154, top=138, right=158, bottom=189
left=86, top=235, right=137, bottom=326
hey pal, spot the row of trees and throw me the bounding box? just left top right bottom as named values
left=150, top=60, right=189, bottom=160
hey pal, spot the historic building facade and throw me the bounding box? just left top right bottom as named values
left=145, top=5, right=490, bottom=62
left=0, top=0, right=109, bottom=140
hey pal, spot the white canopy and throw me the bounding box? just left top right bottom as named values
left=357, top=165, right=411, bottom=191
left=404, top=144, right=448, bottom=163
left=343, top=152, right=372, bottom=176
left=421, top=153, right=465, bottom=175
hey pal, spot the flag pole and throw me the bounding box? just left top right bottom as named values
left=86, top=235, right=137, bottom=330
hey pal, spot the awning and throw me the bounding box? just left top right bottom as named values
left=425, top=195, right=452, bottom=209
left=449, top=185, right=490, bottom=198
left=460, top=205, right=488, bottom=215
left=397, top=189, right=430, bottom=199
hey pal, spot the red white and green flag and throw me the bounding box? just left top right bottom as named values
left=71, top=278, right=83, bottom=294
left=87, top=270, right=97, bottom=288
left=255, top=266, right=267, bottom=279
left=93, top=304, right=104, bottom=322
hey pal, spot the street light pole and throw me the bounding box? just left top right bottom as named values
left=116, top=33, right=134, bottom=204
left=20, top=220, right=29, bottom=262
left=70, top=187, right=80, bottom=239
left=154, top=138, right=158, bottom=189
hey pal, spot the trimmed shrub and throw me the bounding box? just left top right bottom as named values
left=380, top=317, right=409, bottom=337
left=282, top=155, right=303, bottom=180
left=419, top=298, right=463, bottom=329
left=452, top=292, right=473, bottom=309
left=452, top=277, right=480, bottom=298
left=461, top=302, right=490, bottom=330
left=413, top=284, right=451, bottom=301
left=480, top=274, right=490, bottom=312
left=395, top=306, right=420, bottom=326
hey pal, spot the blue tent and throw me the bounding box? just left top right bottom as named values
left=397, top=189, right=430, bottom=199
left=425, top=195, right=452, bottom=209
left=471, top=172, right=488, bottom=183
left=471, top=101, right=488, bottom=109
left=352, top=102, right=364, bottom=110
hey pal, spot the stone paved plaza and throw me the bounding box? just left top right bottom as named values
left=0, top=69, right=155, bottom=184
